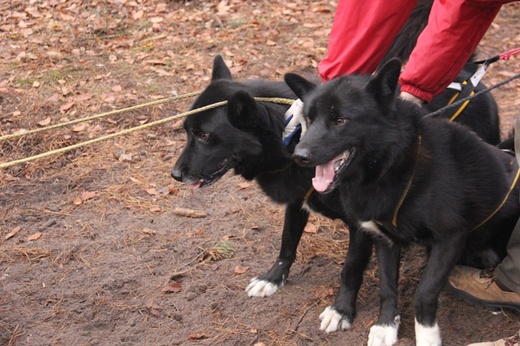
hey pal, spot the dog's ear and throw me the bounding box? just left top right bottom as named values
left=227, top=90, right=258, bottom=129
left=211, top=55, right=232, bottom=81
left=284, top=73, right=316, bottom=100
left=366, top=58, right=401, bottom=104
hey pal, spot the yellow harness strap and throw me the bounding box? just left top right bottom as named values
left=447, top=81, right=474, bottom=122
left=303, top=187, right=315, bottom=201
left=392, top=134, right=422, bottom=228
left=473, top=161, right=520, bottom=231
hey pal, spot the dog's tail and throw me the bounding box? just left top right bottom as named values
left=379, top=0, right=433, bottom=68
left=379, top=0, right=482, bottom=70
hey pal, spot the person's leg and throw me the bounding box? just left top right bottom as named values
left=495, top=220, right=520, bottom=293
left=318, top=0, right=418, bottom=81
left=495, top=112, right=520, bottom=293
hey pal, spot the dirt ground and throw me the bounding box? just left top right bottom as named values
left=1, top=1, right=520, bottom=345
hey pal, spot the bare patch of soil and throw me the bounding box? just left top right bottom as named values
left=1, top=1, right=519, bottom=345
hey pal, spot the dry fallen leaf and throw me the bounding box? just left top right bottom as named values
left=5, top=226, right=22, bottom=240
left=129, top=177, right=141, bottom=184
left=194, top=229, right=204, bottom=236
left=46, top=93, right=60, bottom=103
left=233, top=265, right=250, bottom=274
left=167, top=184, right=179, bottom=194
left=155, top=3, right=167, bottom=12
left=142, top=228, right=156, bottom=235
left=75, top=93, right=92, bottom=102
left=189, top=333, right=209, bottom=340
left=60, top=101, right=75, bottom=112
left=145, top=298, right=161, bottom=317
left=145, top=188, right=158, bottom=196
left=118, top=153, right=133, bottom=162
left=313, top=286, right=334, bottom=299
left=3, top=174, right=19, bottom=182
left=132, top=9, right=144, bottom=20
left=304, top=223, right=318, bottom=234
left=238, top=182, right=251, bottom=189
left=161, top=281, right=182, bottom=294
left=72, top=123, right=86, bottom=132
left=81, top=191, right=96, bottom=201
left=37, top=117, right=51, bottom=126
left=28, top=232, right=42, bottom=241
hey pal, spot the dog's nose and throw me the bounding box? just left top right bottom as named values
left=171, top=169, right=183, bottom=182
left=293, top=147, right=312, bottom=166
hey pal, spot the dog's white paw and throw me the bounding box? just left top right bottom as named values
left=415, top=319, right=441, bottom=346
left=319, top=306, right=351, bottom=333
left=245, top=277, right=280, bottom=297
left=368, top=322, right=399, bottom=346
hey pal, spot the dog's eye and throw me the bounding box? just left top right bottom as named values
left=198, top=132, right=209, bottom=141
left=334, top=118, right=347, bottom=126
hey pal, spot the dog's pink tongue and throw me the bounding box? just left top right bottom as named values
left=312, top=160, right=336, bottom=192
left=190, top=180, right=202, bottom=189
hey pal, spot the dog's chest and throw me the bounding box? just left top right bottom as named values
left=343, top=188, right=424, bottom=243
left=359, top=220, right=423, bottom=244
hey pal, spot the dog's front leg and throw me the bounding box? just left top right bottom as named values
left=319, top=225, right=373, bottom=332
left=414, top=233, right=467, bottom=346
left=368, top=240, right=401, bottom=346
left=246, top=201, right=308, bottom=297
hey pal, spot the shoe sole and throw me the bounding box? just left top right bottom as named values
left=446, top=284, right=520, bottom=314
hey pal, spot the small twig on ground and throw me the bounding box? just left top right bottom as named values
left=170, top=249, right=206, bottom=280
left=172, top=207, right=207, bottom=218
left=291, top=299, right=320, bottom=333
left=7, top=324, right=24, bottom=346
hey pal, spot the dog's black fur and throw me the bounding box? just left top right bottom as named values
left=288, top=59, right=519, bottom=344
left=172, top=55, right=350, bottom=299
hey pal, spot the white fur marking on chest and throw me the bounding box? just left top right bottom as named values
left=302, top=200, right=314, bottom=214
left=360, top=220, right=393, bottom=244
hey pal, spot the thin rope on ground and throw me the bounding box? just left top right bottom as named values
left=0, top=97, right=295, bottom=169
left=0, top=91, right=202, bottom=142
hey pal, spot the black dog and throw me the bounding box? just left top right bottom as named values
left=287, top=59, right=519, bottom=345
left=172, top=55, right=350, bottom=298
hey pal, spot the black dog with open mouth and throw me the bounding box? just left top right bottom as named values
left=287, top=59, right=519, bottom=345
